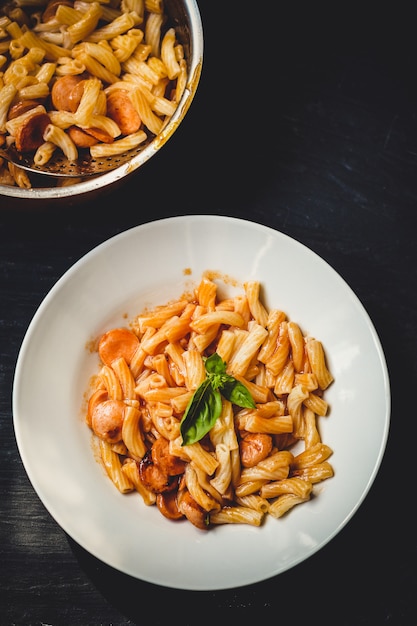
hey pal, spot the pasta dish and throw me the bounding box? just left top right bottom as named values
left=84, top=273, right=335, bottom=530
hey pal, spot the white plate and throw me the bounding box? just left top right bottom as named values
left=13, top=215, right=390, bottom=591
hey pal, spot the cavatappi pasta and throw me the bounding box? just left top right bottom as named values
left=0, top=0, right=187, bottom=188
left=84, top=274, right=335, bottom=530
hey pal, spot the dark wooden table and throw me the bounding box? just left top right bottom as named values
left=1, top=4, right=416, bottom=624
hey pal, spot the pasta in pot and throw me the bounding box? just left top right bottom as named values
left=0, top=0, right=187, bottom=187
left=84, top=272, right=335, bottom=531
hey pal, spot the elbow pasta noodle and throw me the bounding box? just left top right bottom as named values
left=78, top=41, right=122, bottom=75
left=210, top=506, right=265, bottom=527
left=54, top=4, right=83, bottom=28
left=144, top=10, right=163, bottom=57
left=185, top=463, right=221, bottom=512
left=160, top=27, right=179, bottom=79
left=89, top=129, right=146, bottom=157
left=35, top=60, right=56, bottom=81
left=18, top=81, right=50, bottom=100
left=80, top=113, right=120, bottom=136
left=127, top=87, right=162, bottom=134
left=86, top=11, right=140, bottom=42
left=122, top=404, right=147, bottom=459
left=84, top=273, right=335, bottom=530
left=145, top=0, right=164, bottom=14
left=0, top=83, right=17, bottom=131
left=34, top=140, right=56, bottom=165
left=175, top=57, right=187, bottom=102
left=7, top=161, right=31, bottom=188
left=99, top=439, right=134, bottom=494
left=112, top=356, right=136, bottom=399
left=0, top=163, right=15, bottom=186
left=72, top=76, right=102, bottom=125
left=110, top=29, right=144, bottom=62
left=67, top=3, right=103, bottom=45
left=100, top=363, right=123, bottom=400
left=72, top=48, right=119, bottom=83
left=55, top=56, right=86, bottom=76
left=43, top=122, right=78, bottom=160
left=0, top=0, right=189, bottom=188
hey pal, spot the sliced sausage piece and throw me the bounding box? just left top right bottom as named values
left=8, top=99, right=41, bottom=121
left=83, top=127, right=114, bottom=143
left=239, top=433, right=273, bottom=468
left=14, top=111, right=51, bottom=152
left=67, top=79, right=87, bottom=113
left=51, top=74, right=85, bottom=112
left=177, top=489, right=209, bottom=530
left=98, top=327, right=140, bottom=367
left=106, top=89, right=141, bottom=135
left=139, top=450, right=176, bottom=493
left=86, top=388, right=108, bottom=428
left=151, top=436, right=187, bottom=476
left=68, top=125, right=99, bottom=148
left=156, top=482, right=184, bottom=520
left=91, top=398, right=125, bottom=443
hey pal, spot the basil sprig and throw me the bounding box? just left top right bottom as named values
left=180, top=352, right=256, bottom=446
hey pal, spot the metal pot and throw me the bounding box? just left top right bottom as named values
left=0, top=0, right=203, bottom=209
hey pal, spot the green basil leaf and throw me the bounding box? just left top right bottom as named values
left=180, top=352, right=257, bottom=445
left=221, top=378, right=257, bottom=409
left=204, top=352, right=227, bottom=375
left=180, top=380, right=223, bottom=446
